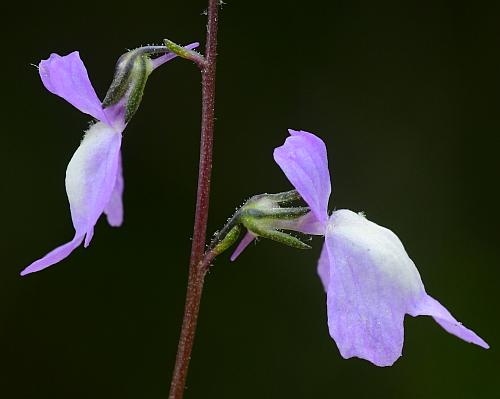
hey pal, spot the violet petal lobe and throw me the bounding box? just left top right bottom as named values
left=66, top=122, right=122, bottom=247
left=323, top=209, right=488, bottom=366
left=39, top=52, right=107, bottom=122
left=20, top=234, right=85, bottom=276
left=287, top=211, right=326, bottom=235
left=273, top=130, right=331, bottom=228
left=410, top=294, right=489, bottom=349
left=104, top=151, right=124, bottom=227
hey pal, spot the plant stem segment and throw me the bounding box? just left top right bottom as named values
left=168, top=1, right=219, bottom=398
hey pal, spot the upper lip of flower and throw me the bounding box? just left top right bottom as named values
left=273, top=129, right=332, bottom=229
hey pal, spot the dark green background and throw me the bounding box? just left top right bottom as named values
left=2, top=1, right=499, bottom=398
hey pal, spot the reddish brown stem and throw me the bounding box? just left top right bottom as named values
left=167, top=1, right=219, bottom=398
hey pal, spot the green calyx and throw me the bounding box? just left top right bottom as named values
left=212, top=224, right=242, bottom=256
left=239, top=192, right=311, bottom=250
left=209, top=190, right=312, bottom=257
left=102, top=47, right=158, bottom=123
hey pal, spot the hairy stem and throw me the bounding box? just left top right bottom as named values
left=168, top=1, right=219, bottom=398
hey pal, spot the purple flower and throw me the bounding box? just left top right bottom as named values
left=21, top=44, right=198, bottom=276
left=258, top=129, right=488, bottom=366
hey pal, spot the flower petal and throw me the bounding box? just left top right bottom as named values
left=288, top=212, right=326, bottom=235
left=21, top=123, right=122, bottom=275
left=230, top=231, right=256, bottom=261
left=20, top=234, right=84, bottom=276
left=273, top=130, right=331, bottom=228
left=324, top=210, right=422, bottom=366
left=39, top=52, right=107, bottom=121
left=410, top=294, right=489, bottom=349
left=65, top=122, right=122, bottom=247
left=323, top=209, right=488, bottom=366
left=104, top=151, right=124, bottom=227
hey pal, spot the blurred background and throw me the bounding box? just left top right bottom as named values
left=2, top=0, right=499, bottom=398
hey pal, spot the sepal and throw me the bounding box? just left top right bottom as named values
left=102, top=46, right=167, bottom=123
left=239, top=191, right=311, bottom=249
left=209, top=190, right=312, bottom=257
left=164, top=39, right=206, bottom=68
left=212, top=225, right=242, bottom=256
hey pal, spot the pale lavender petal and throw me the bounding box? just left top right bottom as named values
left=323, top=209, right=488, bottom=366
left=324, top=210, right=426, bottom=367
left=20, top=234, right=84, bottom=276
left=104, top=152, right=124, bottom=227
left=22, top=122, right=122, bottom=275
left=230, top=231, right=256, bottom=261
left=39, top=52, right=107, bottom=121
left=65, top=122, right=122, bottom=247
left=410, top=295, right=489, bottom=349
left=317, top=242, right=330, bottom=291
left=273, top=130, right=331, bottom=228
left=151, top=42, right=200, bottom=69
